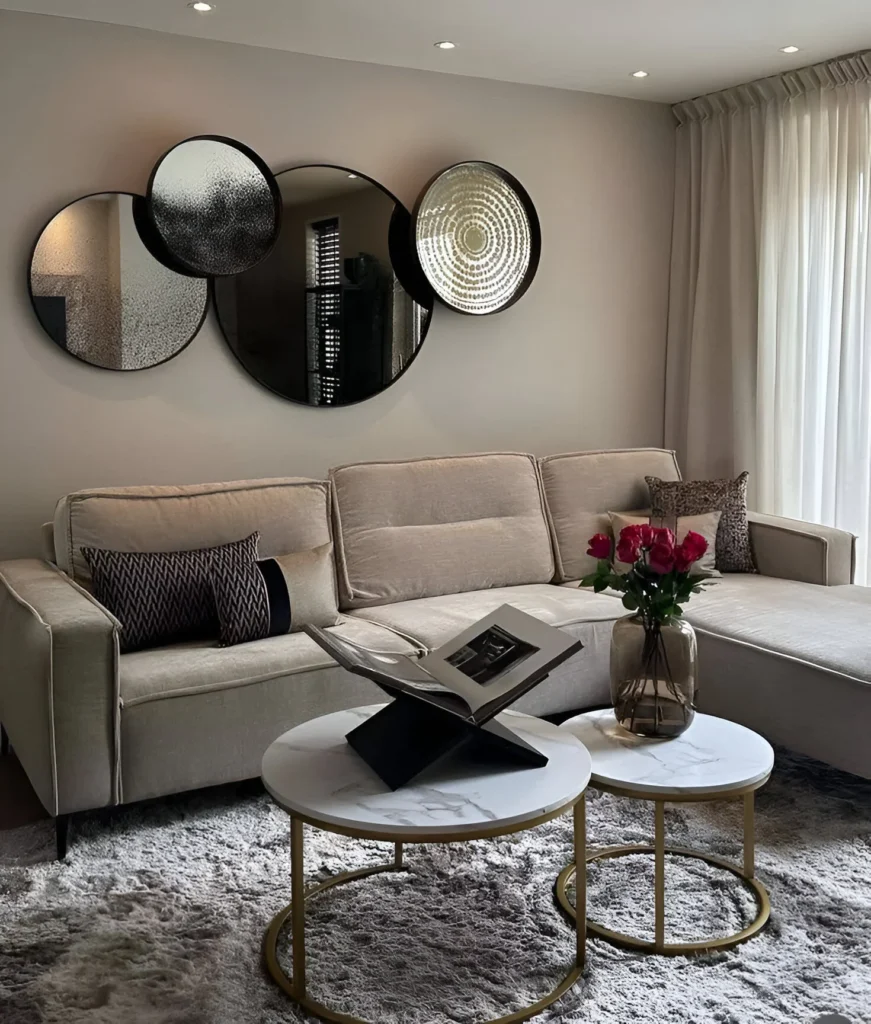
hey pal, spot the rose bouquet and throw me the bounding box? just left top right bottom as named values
left=581, top=524, right=714, bottom=737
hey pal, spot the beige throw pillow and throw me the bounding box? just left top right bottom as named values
left=608, top=511, right=721, bottom=576
left=210, top=542, right=340, bottom=647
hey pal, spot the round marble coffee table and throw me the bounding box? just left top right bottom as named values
left=261, top=704, right=593, bottom=1024
left=555, top=709, right=774, bottom=956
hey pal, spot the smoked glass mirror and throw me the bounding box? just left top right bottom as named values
left=29, top=192, right=209, bottom=370
left=213, top=166, right=433, bottom=406
left=143, top=135, right=282, bottom=278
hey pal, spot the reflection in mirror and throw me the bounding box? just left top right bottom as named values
left=146, top=136, right=281, bottom=277
left=213, top=166, right=433, bottom=406
left=29, top=193, right=208, bottom=370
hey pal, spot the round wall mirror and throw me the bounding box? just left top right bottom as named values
left=29, top=192, right=209, bottom=370
left=413, top=161, right=541, bottom=315
left=213, top=165, right=434, bottom=406
left=144, top=135, right=281, bottom=277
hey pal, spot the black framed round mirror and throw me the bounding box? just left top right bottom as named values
left=142, top=135, right=281, bottom=278
left=28, top=192, right=209, bottom=370
left=213, top=165, right=434, bottom=406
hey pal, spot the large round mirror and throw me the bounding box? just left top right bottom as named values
left=213, top=166, right=434, bottom=406
left=29, top=192, right=209, bottom=370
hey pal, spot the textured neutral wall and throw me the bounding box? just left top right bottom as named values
left=0, top=10, right=675, bottom=559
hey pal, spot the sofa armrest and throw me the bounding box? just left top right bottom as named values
left=0, top=559, right=120, bottom=816
left=748, top=512, right=855, bottom=586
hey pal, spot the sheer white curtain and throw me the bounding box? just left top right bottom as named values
left=666, top=54, right=871, bottom=583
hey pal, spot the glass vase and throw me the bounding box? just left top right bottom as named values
left=610, top=614, right=697, bottom=738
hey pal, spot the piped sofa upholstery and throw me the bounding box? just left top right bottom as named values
left=0, top=448, right=865, bottom=831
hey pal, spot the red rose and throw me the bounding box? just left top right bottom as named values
left=586, top=533, right=612, bottom=560
left=616, top=537, right=642, bottom=564
left=674, top=548, right=694, bottom=573
left=648, top=541, right=676, bottom=574
left=674, top=531, right=708, bottom=573
left=681, top=530, right=708, bottom=561
left=652, top=527, right=676, bottom=549
left=638, top=524, right=657, bottom=548
left=619, top=524, right=644, bottom=544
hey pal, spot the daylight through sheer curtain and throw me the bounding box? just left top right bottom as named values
left=667, top=53, right=871, bottom=583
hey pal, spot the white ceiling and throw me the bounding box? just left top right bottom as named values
left=2, top=0, right=869, bottom=103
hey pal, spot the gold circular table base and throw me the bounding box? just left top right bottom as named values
left=555, top=844, right=771, bottom=956
left=265, top=858, right=584, bottom=1024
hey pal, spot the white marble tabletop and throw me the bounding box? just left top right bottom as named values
left=262, top=705, right=592, bottom=840
left=560, top=710, right=774, bottom=797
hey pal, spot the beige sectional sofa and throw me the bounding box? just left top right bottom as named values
left=0, top=448, right=866, bottom=858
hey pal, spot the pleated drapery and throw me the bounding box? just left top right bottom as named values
left=666, top=53, right=871, bottom=582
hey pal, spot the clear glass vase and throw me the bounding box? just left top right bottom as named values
left=610, top=614, right=697, bottom=738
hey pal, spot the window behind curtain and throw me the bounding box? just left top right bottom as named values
left=306, top=217, right=341, bottom=405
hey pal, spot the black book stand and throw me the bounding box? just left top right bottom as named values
left=345, top=692, right=549, bottom=791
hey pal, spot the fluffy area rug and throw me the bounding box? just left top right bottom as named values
left=1, top=749, right=869, bottom=1024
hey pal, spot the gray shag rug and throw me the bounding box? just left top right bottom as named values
left=1, top=749, right=869, bottom=1024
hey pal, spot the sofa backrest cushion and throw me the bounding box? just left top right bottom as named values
left=54, top=478, right=332, bottom=589
left=330, top=453, right=555, bottom=608
left=539, top=449, right=682, bottom=582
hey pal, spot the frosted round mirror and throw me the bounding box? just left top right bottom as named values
left=213, top=165, right=434, bottom=406
left=28, top=192, right=209, bottom=370
left=143, top=135, right=281, bottom=277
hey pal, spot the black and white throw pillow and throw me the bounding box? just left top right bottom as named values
left=210, top=543, right=340, bottom=647
left=645, top=473, right=756, bottom=573
left=82, top=533, right=260, bottom=652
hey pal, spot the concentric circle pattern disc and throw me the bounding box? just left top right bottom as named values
left=415, top=163, right=535, bottom=315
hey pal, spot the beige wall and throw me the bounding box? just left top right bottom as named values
left=0, top=10, right=675, bottom=559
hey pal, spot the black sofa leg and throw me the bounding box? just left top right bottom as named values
left=56, top=815, right=70, bottom=861
left=0, top=723, right=8, bottom=757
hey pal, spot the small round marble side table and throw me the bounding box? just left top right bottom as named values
left=261, top=705, right=593, bottom=1024
left=555, top=709, right=774, bottom=956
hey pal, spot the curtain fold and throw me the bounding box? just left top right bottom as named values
left=666, top=52, right=871, bottom=583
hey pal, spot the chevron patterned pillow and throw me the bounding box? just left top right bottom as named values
left=209, top=542, right=340, bottom=647
left=82, top=533, right=260, bottom=652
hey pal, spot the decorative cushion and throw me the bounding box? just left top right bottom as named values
left=608, top=510, right=721, bottom=576
left=210, top=543, right=340, bottom=647
left=82, top=533, right=259, bottom=652
left=645, top=473, right=756, bottom=573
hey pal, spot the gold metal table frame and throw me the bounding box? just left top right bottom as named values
left=554, top=778, right=771, bottom=957
left=264, top=796, right=588, bottom=1024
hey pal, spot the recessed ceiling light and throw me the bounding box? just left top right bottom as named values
left=631, top=70, right=649, bottom=78
left=434, top=40, right=456, bottom=50
left=189, top=2, right=214, bottom=11
left=347, top=174, right=358, bottom=179
left=780, top=45, right=800, bottom=53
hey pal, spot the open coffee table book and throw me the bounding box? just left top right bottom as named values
left=304, top=604, right=582, bottom=788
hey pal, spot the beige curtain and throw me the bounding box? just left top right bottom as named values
left=666, top=54, right=871, bottom=582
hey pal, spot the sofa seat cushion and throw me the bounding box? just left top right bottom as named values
left=121, top=616, right=418, bottom=707
left=682, top=575, right=871, bottom=683
left=350, top=584, right=625, bottom=716
left=348, top=583, right=621, bottom=650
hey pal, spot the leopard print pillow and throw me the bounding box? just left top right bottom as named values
left=645, top=472, right=757, bottom=573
